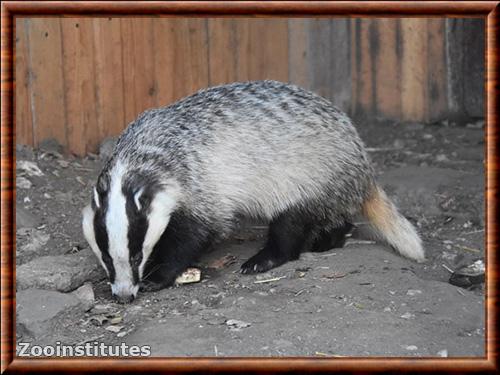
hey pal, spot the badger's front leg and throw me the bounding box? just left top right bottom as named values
left=140, top=210, right=214, bottom=292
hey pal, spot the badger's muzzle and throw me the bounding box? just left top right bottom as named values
left=111, top=282, right=139, bottom=304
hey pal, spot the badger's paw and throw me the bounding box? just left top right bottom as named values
left=240, top=251, right=285, bottom=274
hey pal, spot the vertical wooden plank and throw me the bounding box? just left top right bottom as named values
left=14, top=18, right=33, bottom=147
left=309, top=19, right=352, bottom=108
left=308, top=19, right=334, bottom=99
left=121, top=18, right=156, bottom=124
left=154, top=18, right=209, bottom=105
left=92, top=17, right=125, bottom=146
left=427, top=18, right=448, bottom=122
left=350, top=19, right=358, bottom=115
left=352, top=19, right=374, bottom=116
left=27, top=18, right=67, bottom=147
left=207, top=18, right=238, bottom=85
left=173, top=18, right=209, bottom=100
left=60, top=18, right=97, bottom=155
left=207, top=18, right=251, bottom=85
left=288, top=19, right=310, bottom=88
left=400, top=18, right=428, bottom=122
left=374, top=18, right=401, bottom=119
left=247, top=19, right=288, bottom=81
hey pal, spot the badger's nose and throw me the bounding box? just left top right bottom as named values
left=113, top=293, right=135, bottom=304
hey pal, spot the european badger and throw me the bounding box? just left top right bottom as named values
left=82, top=80, right=424, bottom=303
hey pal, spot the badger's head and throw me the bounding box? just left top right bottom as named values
left=82, top=161, right=178, bottom=303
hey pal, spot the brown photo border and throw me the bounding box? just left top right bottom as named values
left=1, top=1, right=498, bottom=373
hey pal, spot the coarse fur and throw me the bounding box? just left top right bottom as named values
left=82, top=80, right=425, bottom=302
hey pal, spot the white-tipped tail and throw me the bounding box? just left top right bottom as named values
left=362, top=184, right=425, bottom=262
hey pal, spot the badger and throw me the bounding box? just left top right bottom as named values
left=82, top=80, right=424, bottom=303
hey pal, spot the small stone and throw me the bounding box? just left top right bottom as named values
left=405, top=345, right=418, bottom=351
left=19, top=230, right=49, bottom=254
left=400, top=312, right=415, bottom=320
left=71, top=283, right=95, bottom=311
left=225, top=319, right=251, bottom=331
left=117, top=331, right=128, bottom=338
left=105, top=325, right=123, bottom=333
left=406, top=289, right=422, bottom=296
left=422, top=133, right=434, bottom=140
left=16, top=248, right=105, bottom=292
left=110, top=316, right=123, bottom=325
left=17, top=289, right=84, bottom=339
left=16, top=176, right=32, bottom=189
left=57, top=159, right=70, bottom=168
left=17, top=160, right=44, bottom=176
left=436, top=154, right=449, bottom=162
left=437, top=349, right=448, bottom=357
left=175, top=268, right=201, bottom=285
left=383, top=307, right=392, bottom=312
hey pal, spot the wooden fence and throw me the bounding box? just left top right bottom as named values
left=15, top=17, right=484, bottom=155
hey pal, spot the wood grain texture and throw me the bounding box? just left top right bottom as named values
left=401, top=18, right=429, bottom=122
left=1, top=4, right=14, bottom=373
left=14, top=18, right=33, bottom=147
left=92, top=17, right=125, bottom=146
left=27, top=18, right=68, bottom=146
left=374, top=18, right=401, bottom=119
left=4, top=1, right=496, bottom=16
left=61, top=18, right=97, bottom=155
left=121, top=18, right=156, bottom=124
left=486, top=4, right=499, bottom=364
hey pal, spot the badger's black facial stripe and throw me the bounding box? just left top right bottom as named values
left=125, top=192, right=149, bottom=284
left=93, top=205, right=116, bottom=283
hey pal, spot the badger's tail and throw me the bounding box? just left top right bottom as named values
left=362, top=184, right=425, bottom=262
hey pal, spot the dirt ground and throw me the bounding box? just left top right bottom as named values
left=15, top=118, right=485, bottom=357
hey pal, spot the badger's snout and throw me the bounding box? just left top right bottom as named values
left=111, top=282, right=139, bottom=304
left=113, top=293, right=136, bottom=304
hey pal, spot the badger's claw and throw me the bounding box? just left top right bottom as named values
left=240, top=252, right=285, bottom=274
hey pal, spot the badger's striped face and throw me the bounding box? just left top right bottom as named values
left=82, top=161, right=178, bottom=303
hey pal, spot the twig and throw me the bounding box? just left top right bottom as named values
left=456, top=288, right=466, bottom=296
left=442, top=264, right=454, bottom=273
left=463, top=229, right=485, bottom=236
left=456, top=245, right=481, bottom=253
left=254, top=276, right=286, bottom=284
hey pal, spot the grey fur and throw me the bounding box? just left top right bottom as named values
left=99, top=80, right=374, bottom=234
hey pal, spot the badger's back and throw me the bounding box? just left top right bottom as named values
left=104, top=81, right=374, bottom=226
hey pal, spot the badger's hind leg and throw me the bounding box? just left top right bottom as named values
left=310, top=222, right=354, bottom=252
left=241, top=206, right=351, bottom=274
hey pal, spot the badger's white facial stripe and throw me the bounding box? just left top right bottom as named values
left=138, top=188, right=180, bottom=278
left=93, top=187, right=100, bottom=208
left=105, top=161, right=134, bottom=292
left=82, top=204, right=108, bottom=275
left=134, top=187, right=144, bottom=211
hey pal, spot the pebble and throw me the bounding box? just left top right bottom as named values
left=405, top=345, right=418, bottom=351
left=16, top=176, right=33, bottom=189
left=437, top=349, right=448, bottom=357
left=17, top=160, right=44, bottom=176
left=400, top=312, right=416, bottom=320
left=406, top=289, right=422, bottom=296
